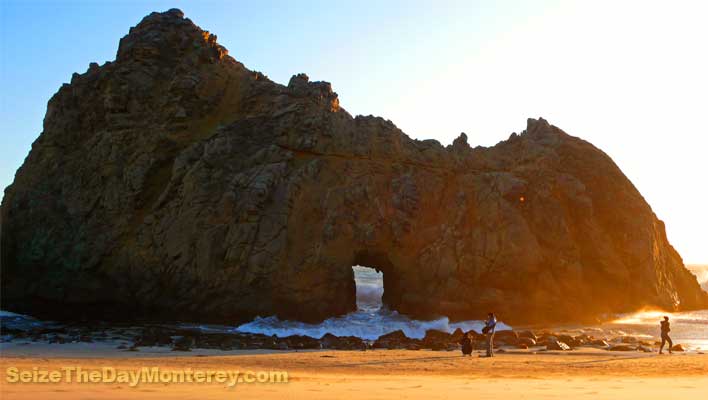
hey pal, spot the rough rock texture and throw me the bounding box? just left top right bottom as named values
left=2, top=9, right=707, bottom=324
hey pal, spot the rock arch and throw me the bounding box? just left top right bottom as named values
left=2, top=9, right=706, bottom=324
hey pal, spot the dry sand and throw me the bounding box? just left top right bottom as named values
left=1, top=343, right=707, bottom=399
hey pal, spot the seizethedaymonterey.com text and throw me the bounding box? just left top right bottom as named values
left=5, top=366, right=288, bottom=388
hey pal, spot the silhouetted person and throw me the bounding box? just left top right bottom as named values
left=659, top=316, right=673, bottom=354
left=480, top=312, right=497, bottom=357
left=460, top=333, right=473, bottom=356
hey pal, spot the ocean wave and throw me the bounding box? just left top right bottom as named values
left=233, top=265, right=514, bottom=339
left=355, top=284, right=384, bottom=312
left=234, top=309, right=510, bottom=340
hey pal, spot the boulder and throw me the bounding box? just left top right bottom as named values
left=494, top=330, right=519, bottom=345
left=590, top=339, right=610, bottom=347
left=172, top=336, right=194, bottom=351
left=670, top=344, right=686, bottom=352
left=230, top=334, right=269, bottom=350
left=573, top=334, right=590, bottom=346
left=450, top=328, right=465, bottom=342
left=320, top=333, right=367, bottom=350
left=47, top=335, right=68, bottom=344
left=518, top=330, right=538, bottom=341
left=517, top=337, right=537, bottom=347
left=282, top=335, right=321, bottom=350
left=373, top=330, right=418, bottom=349
left=194, top=333, right=242, bottom=350
left=423, top=329, right=453, bottom=350
left=405, top=342, right=422, bottom=350
left=619, top=336, right=639, bottom=344
left=2, top=9, right=707, bottom=326
left=540, top=337, right=558, bottom=347
left=466, top=330, right=484, bottom=341
left=557, top=335, right=577, bottom=348
left=78, top=334, right=93, bottom=343
left=377, top=330, right=407, bottom=342
left=134, top=326, right=175, bottom=347
left=546, top=340, right=571, bottom=351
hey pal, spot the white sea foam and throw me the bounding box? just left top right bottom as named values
left=0, top=310, right=28, bottom=318
left=234, top=266, right=511, bottom=340
left=233, top=310, right=511, bottom=340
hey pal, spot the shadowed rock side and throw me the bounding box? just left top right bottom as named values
left=1, top=9, right=706, bottom=324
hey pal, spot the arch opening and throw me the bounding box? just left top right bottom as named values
left=352, top=265, right=383, bottom=313
left=350, top=249, right=402, bottom=313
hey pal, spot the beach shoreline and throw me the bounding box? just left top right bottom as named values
left=2, top=307, right=706, bottom=398
left=2, top=347, right=707, bottom=399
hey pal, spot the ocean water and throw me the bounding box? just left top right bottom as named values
left=688, top=264, right=708, bottom=291
left=582, top=265, right=708, bottom=350
left=607, top=309, right=708, bottom=350
left=234, top=266, right=510, bottom=340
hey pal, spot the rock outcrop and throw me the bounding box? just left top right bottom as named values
left=2, top=9, right=706, bottom=324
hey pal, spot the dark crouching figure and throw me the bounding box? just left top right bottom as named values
left=480, top=312, right=497, bottom=357
left=459, top=333, right=474, bottom=356
left=659, top=316, right=673, bottom=354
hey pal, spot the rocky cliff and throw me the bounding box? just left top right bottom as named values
left=2, top=9, right=706, bottom=324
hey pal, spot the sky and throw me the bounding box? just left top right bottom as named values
left=1, top=0, right=706, bottom=263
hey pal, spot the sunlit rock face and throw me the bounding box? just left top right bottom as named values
left=1, top=9, right=706, bottom=324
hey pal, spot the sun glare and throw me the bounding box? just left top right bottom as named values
left=611, top=310, right=670, bottom=325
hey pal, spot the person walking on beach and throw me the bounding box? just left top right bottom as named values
left=659, top=316, right=673, bottom=354
left=480, top=312, right=497, bottom=357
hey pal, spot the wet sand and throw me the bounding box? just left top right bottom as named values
left=1, top=344, right=707, bottom=399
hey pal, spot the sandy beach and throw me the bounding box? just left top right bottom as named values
left=2, top=343, right=707, bottom=399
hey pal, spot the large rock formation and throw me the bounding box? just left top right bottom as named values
left=2, top=9, right=706, bottom=324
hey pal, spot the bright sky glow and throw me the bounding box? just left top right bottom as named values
left=1, top=0, right=706, bottom=262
